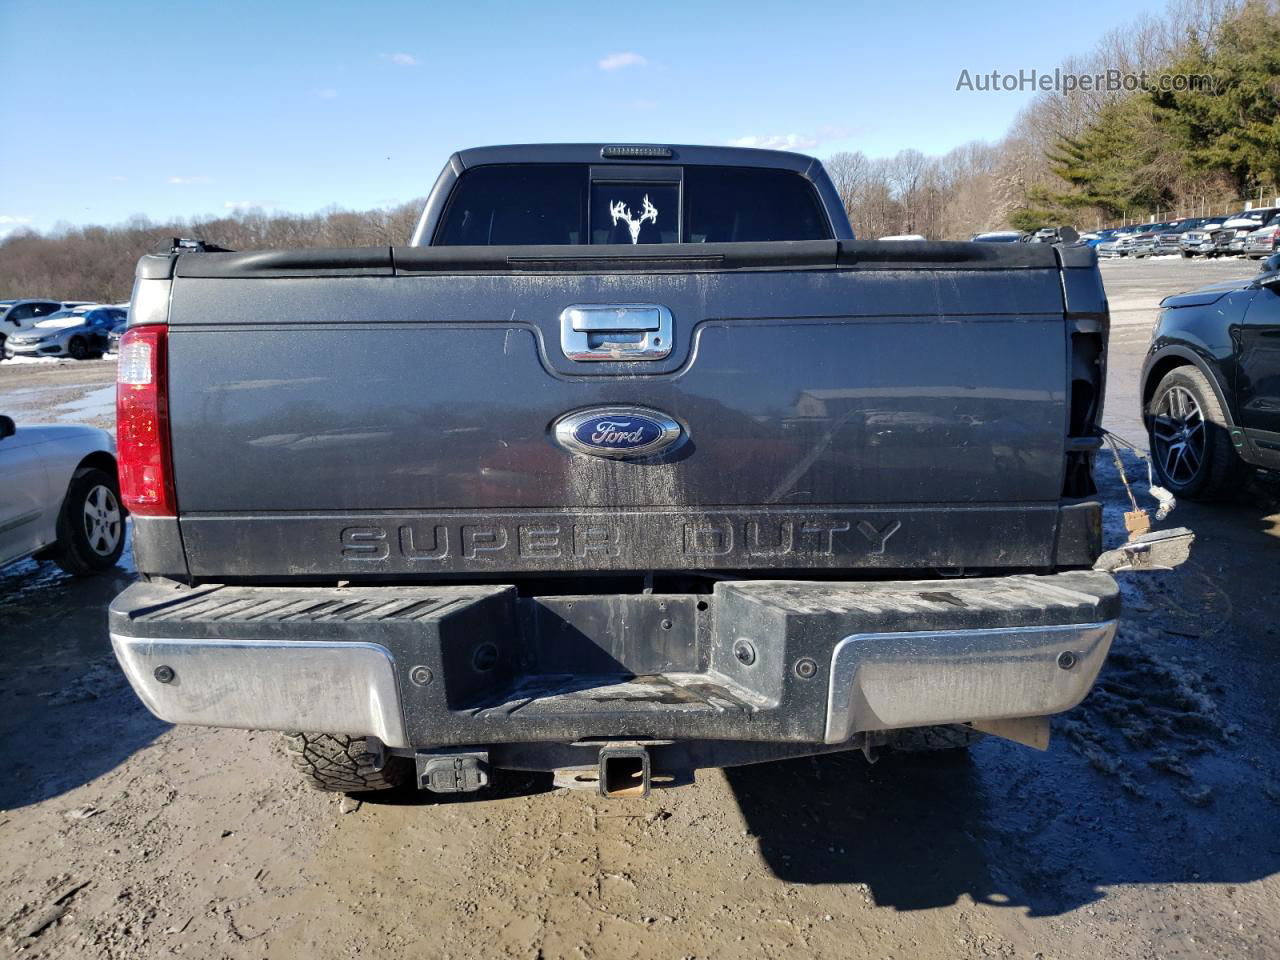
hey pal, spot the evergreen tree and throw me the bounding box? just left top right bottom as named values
left=1152, top=0, right=1280, bottom=195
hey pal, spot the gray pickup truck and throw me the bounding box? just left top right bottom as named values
left=109, top=143, right=1176, bottom=799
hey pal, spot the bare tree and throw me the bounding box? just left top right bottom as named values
left=0, top=200, right=425, bottom=304
left=824, top=151, right=870, bottom=217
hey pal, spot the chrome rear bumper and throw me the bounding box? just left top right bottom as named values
left=824, top=621, right=1114, bottom=743
left=111, top=634, right=410, bottom=747
left=110, top=572, right=1120, bottom=749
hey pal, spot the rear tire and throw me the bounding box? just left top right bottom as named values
left=1146, top=366, right=1250, bottom=500
left=283, top=732, right=412, bottom=793
left=49, top=467, right=125, bottom=576
left=885, top=724, right=985, bottom=753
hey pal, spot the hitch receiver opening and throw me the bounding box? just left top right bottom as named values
left=599, top=747, right=650, bottom=799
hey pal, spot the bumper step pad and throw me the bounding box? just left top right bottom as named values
left=472, top=673, right=761, bottom=719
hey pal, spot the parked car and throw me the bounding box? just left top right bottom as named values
left=1087, top=229, right=1123, bottom=249
left=1243, top=213, right=1280, bottom=259
left=1154, top=219, right=1204, bottom=256
left=877, top=233, right=926, bottom=241
left=1127, top=225, right=1163, bottom=258
left=971, top=231, right=1024, bottom=243
left=1128, top=222, right=1187, bottom=258
left=1179, top=217, right=1228, bottom=257
left=4, top=305, right=127, bottom=360
left=106, top=319, right=127, bottom=354
left=1128, top=234, right=1154, bottom=258
left=1218, top=208, right=1280, bottom=255
left=105, top=141, right=1188, bottom=802
left=1142, top=255, right=1280, bottom=498
left=1097, top=227, right=1140, bottom=257
left=0, top=416, right=125, bottom=574
left=0, top=298, right=65, bottom=359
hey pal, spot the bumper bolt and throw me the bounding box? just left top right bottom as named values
left=1057, top=651, right=1078, bottom=670
left=472, top=643, right=499, bottom=672
left=153, top=664, right=175, bottom=684
left=794, top=657, right=818, bottom=679
left=409, top=665, right=434, bottom=686
left=733, top=640, right=756, bottom=666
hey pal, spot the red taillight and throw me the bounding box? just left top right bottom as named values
left=116, top=326, right=176, bottom=516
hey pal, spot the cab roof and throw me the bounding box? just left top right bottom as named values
left=453, top=143, right=821, bottom=175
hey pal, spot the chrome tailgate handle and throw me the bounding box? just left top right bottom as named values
left=560, top=303, right=672, bottom=361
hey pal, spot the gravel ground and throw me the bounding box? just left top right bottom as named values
left=1, top=255, right=1278, bottom=960
left=0, top=357, right=117, bottom=434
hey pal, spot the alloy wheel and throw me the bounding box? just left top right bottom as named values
left=82, top=484, right=123, bottom=556
left=1151, top=385, right=1206, bottom=486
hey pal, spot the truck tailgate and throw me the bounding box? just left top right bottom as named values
left=157, top=242, right=1099, bottom=577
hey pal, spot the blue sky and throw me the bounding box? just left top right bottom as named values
left=0, top=0, right=1173, bottom=235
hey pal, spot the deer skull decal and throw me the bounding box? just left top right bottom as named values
left=609, top=194, right=659, bottom=244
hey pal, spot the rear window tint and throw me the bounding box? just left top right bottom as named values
left=681, top=167, right=828, bottom=243
left=435, top=165, right=586, bottom=246
left=434, top=164, right=830, bottom=245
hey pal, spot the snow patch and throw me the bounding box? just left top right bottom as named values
left=55, top=385, right=116, bottom=423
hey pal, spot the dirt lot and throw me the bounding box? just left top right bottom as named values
left=2, top=256, right=1278, bottom=959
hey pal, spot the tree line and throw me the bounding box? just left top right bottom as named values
left=829, top=0, right=1278, bottom=237
left=0, top=204, right=423, bottom=304
left=0, top=0, right=1275, bottom=303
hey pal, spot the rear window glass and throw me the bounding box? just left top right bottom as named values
left=590, top=182, right=679, bottom=244
left=681, top=167, right=828, bottom=243
left=434, top=164, right=830, bottom=245
left=434, top=165, right=586, bottom=246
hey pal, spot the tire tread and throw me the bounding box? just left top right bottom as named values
left=282, top=732, right=409, bottom=792
left=885, top=724, right=985, bottom=753
left=49, top=466, right=125, bottom=576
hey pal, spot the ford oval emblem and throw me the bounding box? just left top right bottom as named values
left=553, top=406, right=682, bottom=460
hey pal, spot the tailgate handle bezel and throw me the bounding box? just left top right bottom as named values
left=560, top=303, right=673, bottom=361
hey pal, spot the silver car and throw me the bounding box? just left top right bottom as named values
left=4, top=305, right=126, bottom=360
left=1179, top=218, right=1227, bottom=257
left=0, top=416, right=124, bottom=574
left=1219, top=208, right=1280, bottom=255
left=1097, top=231, right=1138, bottom=257
left=1244, top=214, right=1280, bottom=259
left=0, top=298, right=66, bottom=359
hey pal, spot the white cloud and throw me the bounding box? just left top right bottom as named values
left=598, top=51, right=648, bottom=71
left=167, top=175, right=212, bottom=185
left=729, top=126, right=853, bottom=153
left=109, top=175, right=127, bottom=183
left=380, top=52, right=419, bottom=66
left=0, top=215, right=32, bottom=236
left=223, top=200, right=278, bottom=212
left=311, top=87, right=338, bottom=99
left=728, top=133, right=821, bottom=151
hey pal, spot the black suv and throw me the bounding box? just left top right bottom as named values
left=1142, top=252, right=1280, bottom=497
